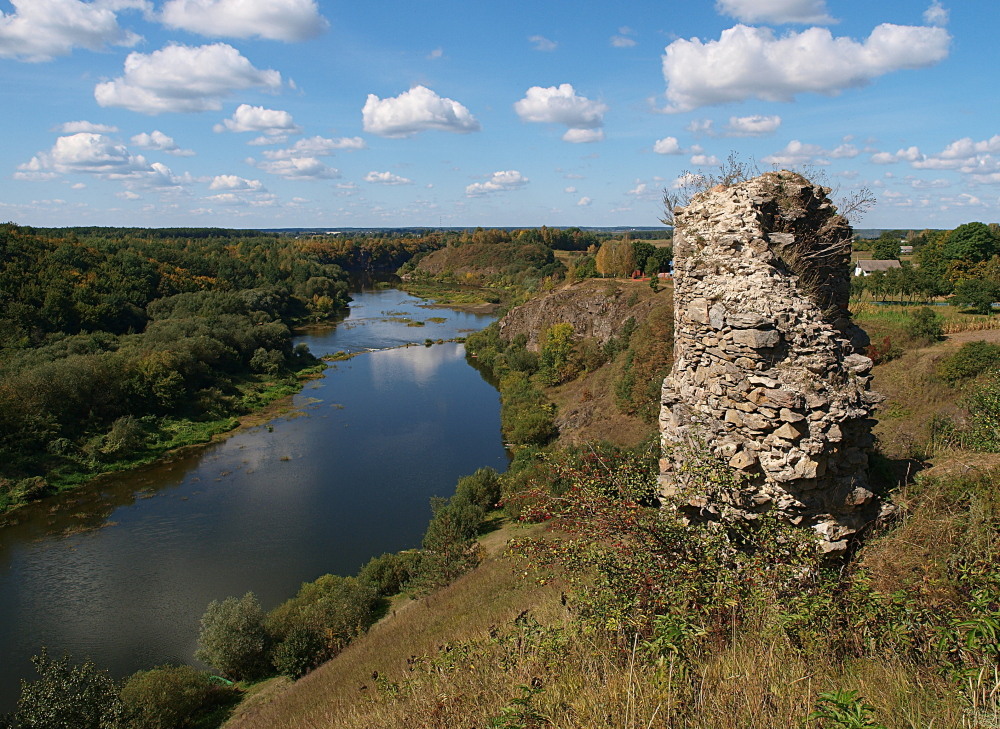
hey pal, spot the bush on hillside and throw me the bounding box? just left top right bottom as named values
left=938, top=340, right=1000, bottom=384
left=195, top=592, right=270, bottom=681
left=11, top=649, right=127, bottom=729
left=904, top=306, right=944, bottom=345
left=120, top=664, right=235, bottom=729
left=265, top=575, right=378, bottom=673
left=357, top=551, right=423, bottom=597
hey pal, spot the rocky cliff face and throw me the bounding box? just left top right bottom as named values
left=659, top=171, right=885, bottom=555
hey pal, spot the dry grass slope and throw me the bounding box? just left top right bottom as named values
left=223, top=523, right=566, bottom=729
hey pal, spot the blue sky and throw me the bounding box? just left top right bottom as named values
left=0, top=0, right=996, bottom=229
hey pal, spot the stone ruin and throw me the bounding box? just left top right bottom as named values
left=658, top=171, right=887, bottom=555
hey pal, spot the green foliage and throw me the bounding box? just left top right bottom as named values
left=942, top=222, right=1000, bottom=264
left=630, top=241, right=655, bottom=272
left=570, top=255, right=597, bottom=280
left=613, top=302, right=673, bottom=421
left=950, top=277, right=999, bottom=315
left=955, top=376, right=1000, bottom=451
left=120, top=665, right=234, bottom=729
left=270, top=627, right=328, bottom=680
left=938, top=340, right=1000, bottom=384
left=195, top=592, right=270, bottom=681
left=809, top=690, right=886, bottom=729
left=12, top=648, right=127, bottom=729
left=357, top=551, right=423, bottom=597
left=871, top=231, right=901, bottom=261
left=417, top=496, right=487, bottom=589
left=538, top=323, right=576, bottom=385
left=486, top=684, right=547, bottom=728
left=903, top=306, right=943, bottom=344
left=454, top=467, right=503, bottom=511
left=0, top=226, right=349, bottom=512
left=265, top=575, right=378, bottom=674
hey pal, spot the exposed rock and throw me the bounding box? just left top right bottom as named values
left=658, top=171, right=882, bottom=555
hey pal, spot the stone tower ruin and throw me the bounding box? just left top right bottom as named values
left=658, top=171, right=884, bottom=555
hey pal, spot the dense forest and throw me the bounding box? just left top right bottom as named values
left=0, top=225, right=420, bottom=513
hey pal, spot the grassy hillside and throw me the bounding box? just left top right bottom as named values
left=218, top=294, right=1000, bottom=729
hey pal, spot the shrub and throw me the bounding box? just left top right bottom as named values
left=904, top=306, right=944, bottom=344
left=249, top=347, right=284, bottom=375
left=270, top=627, right=327, bottom=679
left=453, top=467, right=502, bottom=511
left=865, top=336, right=903, bottom=365
left=120, top=664, right=233, bottom=729
left=357, top=551, right=423, bottom=597
left=12, top=649, right=127, bottom=729
left=195, top=592, right=269, bottom=681
left=265, top=575, right=379, bottom=669
left=938, top=340, right=1000, bottom=384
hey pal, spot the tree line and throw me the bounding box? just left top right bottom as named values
left=853, top=222, right=1000, bottom=314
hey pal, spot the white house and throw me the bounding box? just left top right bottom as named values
left=854, top=259, right=902, bottom=277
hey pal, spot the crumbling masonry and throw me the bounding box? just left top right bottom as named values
left=658, top=171, right=887, bottom=554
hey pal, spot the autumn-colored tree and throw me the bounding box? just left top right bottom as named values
left=594, top=240, right=637, bottom=277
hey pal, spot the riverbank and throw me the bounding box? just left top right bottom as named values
left=0, top=363, right=327, bottom=523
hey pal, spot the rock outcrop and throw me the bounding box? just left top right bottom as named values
left=658, top=171, right=884, bottom=554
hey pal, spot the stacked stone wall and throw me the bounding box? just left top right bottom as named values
left=658, top=171, right=884, bottom=554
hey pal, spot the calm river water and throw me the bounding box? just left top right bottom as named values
left=0, top=286, right=506, bottom=712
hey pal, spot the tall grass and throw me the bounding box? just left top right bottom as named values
left=853, top=302, right=999, bottom=337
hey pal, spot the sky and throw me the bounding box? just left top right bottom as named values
left=0, top=0, right=997, bottom=230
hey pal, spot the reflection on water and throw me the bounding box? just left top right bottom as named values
left=0, top=288, right=504, bottom=711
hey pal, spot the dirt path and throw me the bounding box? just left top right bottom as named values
left=944, top=326, right=1000, bottom=345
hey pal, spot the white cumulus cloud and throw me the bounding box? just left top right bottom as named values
left=514, top=83, right=608, bottom=143
left=209, top=174, right=264, bottom=191
left=364, top=171, right=413, bottom=185
left=871, top=146, right=923, bottom=165
left=161, top=0, right=327, bottom=41
left=923, top=1, right=948, bottom=26
left=690, top=154, right=720, bottom=166
left=0, top=0, right=144, bottom=62
left=661, top=23, right=950, bottom=112
left=262, top=136, right=365, bottom=160
left=465, top=170, right=528, bottom=197
left=653, top=136, right=683, bottom=155
left=763, top=140, right=828, bottom=166
left=715, top=0, right=835, bottom=24
left=16, top=132, right=192, bottom=190
left=362, top=85, right=480, bottom=138
left=214, top=104, right=301, bottom=135
left=562, top=128, right=604, bottom=143
left=17, top=132, right=144, bottom=177
left=577, top=196, right=592, bottom=206
left=726, top=114, right=781, bottom=136
left=611, top=27, right=636, bottom=48
left=252, top=156, right=339, bottom=179
left=131, top=130, right=194, bottom=156
left=94, top=43, right=283, bottom=114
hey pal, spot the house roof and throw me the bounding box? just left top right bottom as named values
left=855, top=259, right=902, bottom=272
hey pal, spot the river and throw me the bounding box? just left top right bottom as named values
left=0, top=285, right=506, bottom=712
